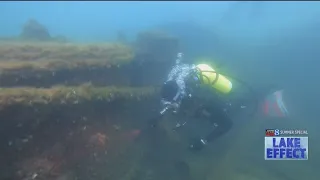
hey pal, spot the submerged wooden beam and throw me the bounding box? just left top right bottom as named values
left=0, top=41, right=173, bottom=87
left=0, top=42, right=134, bottom=71
left=0, top=85, right=157, bottom=108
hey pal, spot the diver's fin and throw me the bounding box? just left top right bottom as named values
left=262, top=90, right=289, bottom=117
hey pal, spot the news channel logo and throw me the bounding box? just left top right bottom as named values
left=265, top=129, right=309, bottom=137
left=264, top=136, right=308, bottom=160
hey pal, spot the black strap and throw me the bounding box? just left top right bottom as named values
left=194, top=68, right=220, bottom=86
left=193, top=67, right=258, bottom=117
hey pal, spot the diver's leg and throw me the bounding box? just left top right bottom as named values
left=195, top=102, right=233, bottom=143
left=204, top=111, right=233, bottom=143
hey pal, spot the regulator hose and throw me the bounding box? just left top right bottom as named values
left=194, top=68, right=259, bottom=117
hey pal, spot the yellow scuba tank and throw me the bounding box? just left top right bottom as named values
left=196, top=64, right=232, bottom=94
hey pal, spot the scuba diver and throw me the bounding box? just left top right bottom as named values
left=153, top=53, right=289, bottom=152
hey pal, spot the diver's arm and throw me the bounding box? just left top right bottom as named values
left=189, top=115, right=233, bottom=151
left=162, top=75, right=189, bottom=111
left=189, top=103, right=233, bottom=151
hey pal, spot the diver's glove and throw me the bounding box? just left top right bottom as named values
left=161, top=100, right=180, bottom=113
left=149, top=101, right=179, bottom=128
left=189, top=138, right=207, bottom=151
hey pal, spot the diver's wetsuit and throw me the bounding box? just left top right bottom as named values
left=160, top=53, right=252, bottom=151
left=193, top=95, right=234, bottom=144
left=161, top=81, right=237, bottom=151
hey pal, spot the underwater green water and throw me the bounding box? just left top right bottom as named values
left=134, top=93, right=320, bottom=180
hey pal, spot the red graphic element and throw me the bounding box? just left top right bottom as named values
left=265, top=129, right=275, bottom=136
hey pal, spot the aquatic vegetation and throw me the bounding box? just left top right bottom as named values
left=0, top=42, right=134, bottom=70
left=0, top=63, right=133, bottom=87
left=0, top=25, right=177, bottom=180
left=0, top=85, right=156, bottom=108
left=0, top=42, right=135, bottom=87
left=0, top=84, right=158, bottom=179
left=0, top=30, right=179, bottom=88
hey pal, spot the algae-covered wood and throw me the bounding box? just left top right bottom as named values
left=0, top=85, right=157, bottom=108
left=0, top=42, right=134, bottom=70
left=0, top=30, right=178, bottom=180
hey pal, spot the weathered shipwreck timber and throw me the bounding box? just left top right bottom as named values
left=0, top=40, right=176, bottom=87
left=0, top=32, right=180, bottom=180
left=0, top=86, right=159, bottom=180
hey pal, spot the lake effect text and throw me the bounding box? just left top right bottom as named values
left=266, top=137, right=307, bottom=159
